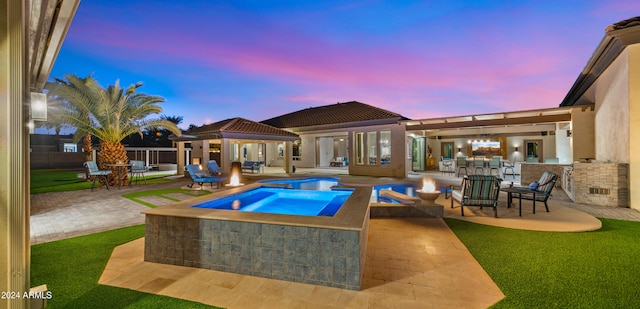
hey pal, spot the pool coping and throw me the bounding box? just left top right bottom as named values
left=142, top=183, right=373, bottom=231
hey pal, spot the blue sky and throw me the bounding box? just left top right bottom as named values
left=48, top=0, right=639, bottom=129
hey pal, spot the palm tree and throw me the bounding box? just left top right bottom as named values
left=46, top=74, right=181, bottom=186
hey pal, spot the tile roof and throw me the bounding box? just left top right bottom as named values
left=260, top=101, right=409, bottom=128
left=605, top=16, right=640, bottom=32
left=181, top=117, right=298, bottom=140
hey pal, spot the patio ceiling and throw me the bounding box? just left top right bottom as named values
left=29, top=0, right=80, bottom=90
left=405, top=106, right=587, bottom=138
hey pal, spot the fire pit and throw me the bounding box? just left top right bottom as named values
left=416, top=178, right=440, bottom=201
left=226, top=171, right=244, bottom=187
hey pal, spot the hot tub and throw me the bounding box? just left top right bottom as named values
left=143, top=183, right=371, bottom=290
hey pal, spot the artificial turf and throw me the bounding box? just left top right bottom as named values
left=30, top=169, right=177, bottom=194
left=30, top=225, right=219, bottom=308
left=123, top=188, right=211, bottom=208
left=445, top=217, right=640, bottom=308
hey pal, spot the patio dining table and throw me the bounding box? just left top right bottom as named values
left=105, top=163, right=132, bottom=189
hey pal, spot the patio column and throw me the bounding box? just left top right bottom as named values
left=1, top=0, right=31, bottom=306
left=285, top=141, right=294, bottom=173
left=628, top=44, right=640, bottom=210
left=176, top=142, right=185, bottom=175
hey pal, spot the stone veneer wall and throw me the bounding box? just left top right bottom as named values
left=144, top=214, right=368, bottom=290
left=520, top=163, right=569, bottom=188
left=571, top=162, right=629, bottom=207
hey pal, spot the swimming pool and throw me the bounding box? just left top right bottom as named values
left=259, top=177, right=420, bottom=204
left=372, top=183, right=418, bottom=203
left=192, top=187, right=352, bottom=216
left=259, top=177, right=339, bottom=190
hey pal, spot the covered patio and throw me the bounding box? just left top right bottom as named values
left=171, top=117, right=300, bottom=175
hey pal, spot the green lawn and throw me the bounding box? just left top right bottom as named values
left=30, top=225, right=219, bottom=308
left=445, top=218, right=640, bottom=308
left=123, top=188, right=211, bottom=208
left=31, top=169, right=178, bottom=194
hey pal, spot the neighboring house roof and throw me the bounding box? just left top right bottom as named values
left=260, top=101, right=409, bottom=130
left=171, top=117, right=299, bottom=142
left=560, top=16, right=640, bottom=106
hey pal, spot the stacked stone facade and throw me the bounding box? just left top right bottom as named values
left=520, top=163, right=569, bottom=188
left=570, top=162, right=629, bottom=207
left=144, top=214, right=368, bottom=290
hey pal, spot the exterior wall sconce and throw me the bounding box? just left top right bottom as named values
left=30, top=92, right=48, bottom=121
left=514, top=147, right=519, bottom=152
left=457, top=147, right=461, bottom=152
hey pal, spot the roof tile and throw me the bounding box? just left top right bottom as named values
left=260, top=101, right=408, bottom=128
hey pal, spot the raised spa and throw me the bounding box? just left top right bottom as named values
left=143, top=183, right=371, bottom=290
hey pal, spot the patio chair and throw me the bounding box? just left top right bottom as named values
left=129, top=160, right=148, bottom=186
left=450, top=175, right=502, bottom=217
left=473, top=157, right=485, bottom=175
left=84, top=161, right=112, bottom=191
left=489, top=156, right=502, bottom=177
left=441, top=158, right=454, bottom=175
left=503, top=157, right=517, bottom=179
left=456, top=156, right=468, bottom=177
left=511, top=171, right=558, bottom=212
left=185, top=164, right=226, bottom=189
left=206, top=160, right=223, bottom=175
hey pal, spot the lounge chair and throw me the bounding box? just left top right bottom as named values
left=206, top=160, right=228, bottom=181
left=129, top=160, right=148, bottom=186
left=509, top=171, right=558, bottom=212
left=84, top=161, right=112, bottom=191
left=450, top=175, right=502, bottom=217
left=206, top=160, right=223, bottom=175
left=185, top=164, right=226, bottom=188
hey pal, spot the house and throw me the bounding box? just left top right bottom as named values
left=261, top=101, right=409, bottom=178
left=558, top=16, right=640, bottom=209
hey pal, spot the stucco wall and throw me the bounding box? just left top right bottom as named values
left=571, top=107, right=595, bottom=162
left=348, top=123, right=407, bottom=177
left=593, top=48, right=630, bottom=163
left=628, top=44, right=640, bottom=209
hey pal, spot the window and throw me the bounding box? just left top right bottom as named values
left=63, top=143, right=77, bottom=152
left=380, top=131, right=391, bottom=164
left=292, top=140, right=301, bottom=161
left=230, top=143, right=239, bottom=161
left=367, top=132, right=377, bottom=165
left=355, top=132, right=364, bottom=165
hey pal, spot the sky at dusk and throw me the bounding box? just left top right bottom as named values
left=48, top=0, right=640, bottom=130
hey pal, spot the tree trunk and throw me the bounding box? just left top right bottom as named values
left=98, top=141, right=129, bottom=186
left=83, top=134, right=93, bottom=180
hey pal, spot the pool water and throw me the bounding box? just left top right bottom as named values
left=193, top=187, right=352, bottom=216
left=260, top=177, right=422, bottom=204
left=259, top=177, right=339, bottom=190
left=372, top=183, right=418, bottom=203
